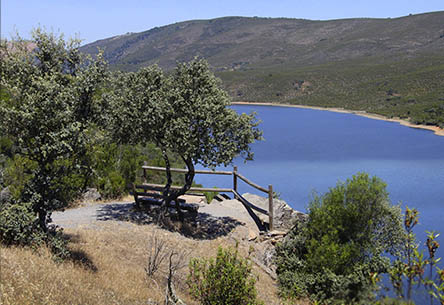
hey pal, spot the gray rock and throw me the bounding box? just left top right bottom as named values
left=0, top=186, right=11, bottom=204
left=82, top=188, right=101, bottom=202
left=242, top=193, right=307, bottom=230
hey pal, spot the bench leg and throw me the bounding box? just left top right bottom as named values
left=132, top=184, right=140, bottom=209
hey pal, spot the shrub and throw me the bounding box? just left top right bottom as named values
left=90, top=143, right=185, bottom=199
left=388, top=208, right=444, bottom=304
left=0, top=200, right=69, bottom=260
left=97, top=171, right=126, bottom=199
left=0, top=201, right=41, bottom=246
left=275, top=173, right=405, bottom=304
left=203, top=191, right=218, bottom=203
left=187, top=245, right=263, bottom=305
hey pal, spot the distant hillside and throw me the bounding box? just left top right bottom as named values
left=81, top=12, right=444, bottom=127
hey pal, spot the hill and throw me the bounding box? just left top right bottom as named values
left=81, top=12, right=444, bottom=127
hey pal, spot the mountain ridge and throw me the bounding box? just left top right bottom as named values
left=81, top=12, right=444, bottom=127
left=81, top=12, right=444, bottom=70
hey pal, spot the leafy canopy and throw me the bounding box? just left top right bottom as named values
left=106, top=58, right=262, bottom=168
left=0, top=29, right=107, bottom=230
left=104, top=58, right=262, bottom=217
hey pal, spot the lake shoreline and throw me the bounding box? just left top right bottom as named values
left=232, top=101, right=444, bottom=137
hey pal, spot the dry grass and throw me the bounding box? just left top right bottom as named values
left=67, top=194, right=135, bottom=209
left=0, top=221, right=297, bottom=305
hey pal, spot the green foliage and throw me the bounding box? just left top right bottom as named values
left=0, top=29, right=107, bottom=230
left=88, top=142, right=184, bottom=199
left=2, top=156, right=36, bottom=200
left=166, top=58, right=262, bottom=168
left=106, top=58, right=262, bottom=167
left=388, top=208, right=444, bottom=304
left=0, top=200, right=69, bottom=260
left=97, top=171, right=125, bottom=199
left=187, top=245, right=263, bottom=305
left=105, top=58, right=262, bottom=216
left=0, top=201, right=41, bottom=246
left=203, top=190, right=218, bottom=204
left=275, top=173, right=404, bottom=304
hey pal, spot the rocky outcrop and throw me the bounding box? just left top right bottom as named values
left=242, top=193, right=307, bottom=231
left=82, top=188, right=101, bottom=202
left=0, top=186, right=11, bottom=204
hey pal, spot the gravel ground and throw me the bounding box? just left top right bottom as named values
left=51, top=201, right=136, bottom=229
left=51, top=197, right=260, bottom=236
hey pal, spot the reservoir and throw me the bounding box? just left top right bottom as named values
left=195, top=104, right=444, bottom=271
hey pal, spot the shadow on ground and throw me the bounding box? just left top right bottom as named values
left=62, top=232, right=98, bottom=272
left=96, top=202, right=244, bottom=240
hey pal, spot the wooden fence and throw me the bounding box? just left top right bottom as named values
left=136, top=165, right=274, bottom=231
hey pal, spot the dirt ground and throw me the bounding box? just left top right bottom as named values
left=45, top=195, right=296, bottom=305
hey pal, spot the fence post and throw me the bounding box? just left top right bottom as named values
left=233, top=166, right=238, bottom=198
left=143, top=161, right=147, bottom=183
left=268, top=184, right=274, bottom=231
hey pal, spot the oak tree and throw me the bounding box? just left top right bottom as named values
left=0, top=29, right=107, bottom=231
left=107, top=59, right=262, bottom=220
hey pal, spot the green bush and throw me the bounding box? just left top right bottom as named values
left=97, top=170, right=126, bottom=199
left=187, top=245, right=263, bottom=305
left=275, top=173, right=405, bottom=304
left=90, top=142, right=185, bottom=199
left=0, top=200, right=70, bottom=260
left=0, top=201, right=41, bottom=246
left=203, top=191, right=218, bottom=203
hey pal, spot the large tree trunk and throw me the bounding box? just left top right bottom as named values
left=158, top=149, right=173, bottom=224
left=159, top=151, right=195, bottom=223
left=174, top=157, right=194, bottom=221
left=38, top=208, right=48, bottom=232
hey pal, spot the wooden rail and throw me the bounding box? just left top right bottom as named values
left=138, top=165, right=274, bottom=231
left=232, top=189, right=268, bottom=215
left=142, top=166, right=233, bottom=175
left=235, top=172, right=268, bottom=193
left=135, top=183, right=233, bottom=193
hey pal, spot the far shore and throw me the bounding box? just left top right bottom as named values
left=232, top=101, right=444, bottom=137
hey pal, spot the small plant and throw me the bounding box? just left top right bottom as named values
left=272, top=191, right=281, bottom=199
left=203, top=187, right=219, bottom=204
left=146, top=232, right=169, bottom=277
left=187, top=244, right=263, bottom=305
left=424, top=231, right=441, bottom=305
left=388, top=207, right=443, bottom=305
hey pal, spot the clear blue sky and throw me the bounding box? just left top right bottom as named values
left=2, top=0, right=443, bottom=45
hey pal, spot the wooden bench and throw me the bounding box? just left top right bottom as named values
left=132, top=184, right=199, bottom=213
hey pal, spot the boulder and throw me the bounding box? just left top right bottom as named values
left=242, top=193, right=307, bottom=231
left=0, top=186, right=11, bottom=204
left=82, top=188, right=101, bottom=202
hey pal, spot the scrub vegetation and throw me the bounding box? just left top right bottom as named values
left=1, top=29, right=443, bottom=305
left=275, top=174, right=444, bottom=305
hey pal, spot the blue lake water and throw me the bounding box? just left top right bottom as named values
left=195, top=104, right=444, bottom=299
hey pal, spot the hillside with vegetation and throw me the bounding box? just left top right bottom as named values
left=3, top=29, right=444, bottom=305
left=81, top=11, right=444, bottom=128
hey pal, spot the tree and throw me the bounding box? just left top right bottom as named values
left=106, top=58, right=262, bottom=220
left=275, top=173, right=405, bottom=304
left=0, top=29, right=107, bottom=231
